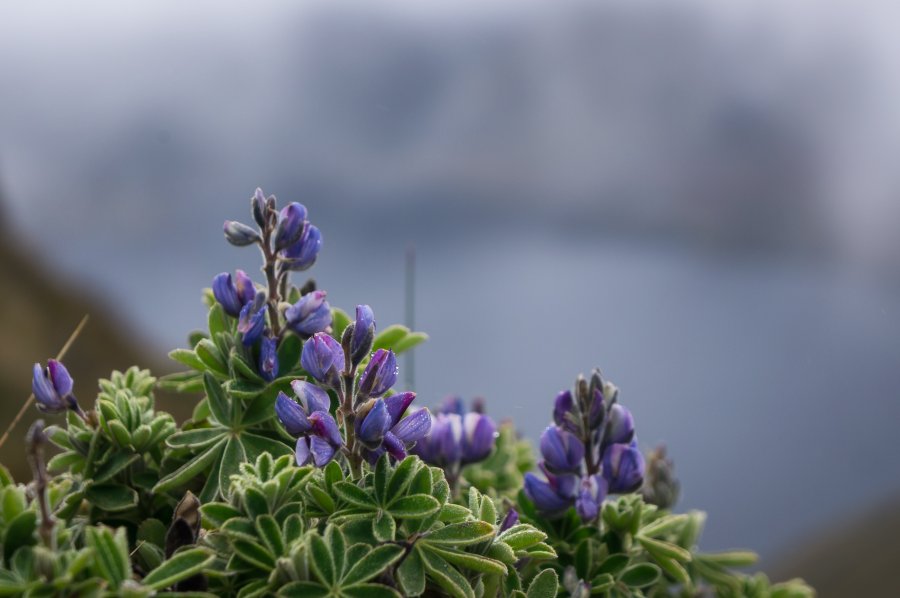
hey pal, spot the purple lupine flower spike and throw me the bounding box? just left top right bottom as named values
left=301, top=333, right=344, bottom=388
left=285, top=290, right=332, bottom=337
left=291, top=380, right=330, bottom=414
left=274, top=202, right=308, bottom=250
left=539, top=426, right=584, bottom=474
left=604, top=404, right=635, bottom=446
left=357, top=349, right=398, bottom=399
left=603, top=441, right=645, bottom=493
left=461, top=412, right=496, bottom=464
left=275, top=392, right=311, bottom=436
left=349, top=304, right=375, bottom=366
left=259, top=336, right=279, bottom=382
left=281, top=224, right=321, bottom=271
left=357, top=399, right=392, bottom=446
left=223, top=220, right=260, bottom=246
left=524, top=473, right=572, bottom=516
left=32, top=360, right=78, bottom=414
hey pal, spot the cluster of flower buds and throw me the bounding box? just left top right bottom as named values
left=275, top=381, right=342, bottom=467
left=412, top=396, right=498, bottom=478
left=213, top=188, right=332, bottom=382
left=276, top=305, right=431, bottom=468
left=524, top=370, right=645, bottom=522
left=31, top=359, right=85, bottom=419
left=641, top=444, right=680, bottom=509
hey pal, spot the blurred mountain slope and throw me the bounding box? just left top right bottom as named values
left=0, top=199, right=179, bottom=480
left=772, top=494, right=900, bottom=596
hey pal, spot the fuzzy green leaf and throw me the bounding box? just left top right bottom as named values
left=309, top=533, right=335, bottom=585
left=341, top=584, right=402, bottom=598
left=423, top=545, right=506, bottom=576
left=396, top=546, right=426, bottom=597
left=420, top=549, right=474, bottom=598
left=169, top=348, right=206, bottom=371
left=525, top=568, right=558, bottom=598
left=154, top=439, right=225, bottom=494
left=334, top=482, right=377, bottom=509
left=621, top=563, right=662, bottom=588
left=85, top=483, right=138, bottom=512
left=388, top=494, right=441, bottom=518
left=203, top=373, right=231, bottom=425
left=279, top=581, right=330, bottom=597
left=343, top=545, right=405, bottom=585
left=425, top=521, right=496, bottom=546
left=166, top=428, right=225, bottom=450
left=142, top=548, right=214, bottom=590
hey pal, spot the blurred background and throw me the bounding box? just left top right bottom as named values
left=1, top=0, right=899, bottom=593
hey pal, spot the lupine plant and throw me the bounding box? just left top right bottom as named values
left=0, top=189, right=813, bottom=597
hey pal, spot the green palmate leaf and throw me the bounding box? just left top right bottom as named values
left=373, top=454, right=389, bottom=504
left=372, top=325, right=408, bottom=352
left=596, top=553, right=630, bottom=577
left=219, top=437, right=247, bottom=497
left=233, top=539, right=275, bottom=570
left=425, top=521, right=496, bottom=546
left=196, top=340, right=228, bottom=376
left=86, top=526, right=130, bottom=588
left=279, top=581, right=330, bottom=597
left=525, top=568, right=559, bottom=598
left=697, top=550, right=758, bottom=568
left=167, top=428, right=225, bottom=450
left=334, top=482, right=376, bottom=508
left=341, top=584, right=402, bottom=598
left=392, top=332, right=428, bottom=354
left=3, top=511, right=36, bottom=561
left=638, top=535, right=692, bottom=562
left=241, top=390, right=279, bottom=427
left=309, top=533, right=335, bottom=585
left=420, top=549, right=474, bottom=598
left=85, top=483, right=138, bottom=512
left=422, top=545, right=506, bottom=576
left=439, top=503, right=470, bottom=523
left=397, top=546, right=426, bottom=596
left=277, top=334, right=303, bottom=372
left=387, top=456, right=418, bottom=497
left=240, top=432, right=293, bottom=461
left=200, top=503, right=242, bottom=528
left=388, top=494, right=441, bottom=518
left=621, top=563, right=662, bottom=588
left=497, top=525, right=546, bottom=551
left=343, top=545, right=405, bottom=585
left=208, top=302, right=229, bottom=338
left=170, top=348, right=206, bottom=371
left=204, top=373, right=232, bottom=425
left=255, top=515, right=285, bottom=557
left=154, top=439, right=225, bottom=494
left=231, top=350, right=265, bottom=383
left=142, top=548, right=214, bottom=590
left=372, top=510, right=396, bottom=542
left=639, top=514, right=690, bottom=538
left=654, top=554, right=691, bottom=586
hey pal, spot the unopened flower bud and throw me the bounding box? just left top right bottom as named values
left=300, top=333, right=344, bottom=388
left=237, top=292, right=267, bottom=346
left=604, top=404, right=635, bottom=446
left=32, top=360, right=79, bottom=415
left=223, top=220, right=260, bottom=246
left=575, top=474, right=607, bottom=522
left=259, top=336, right=279, bottom=382
left=251, top=188, right=267, bottom=227
left=499, top=508, right=519, bottom=532
left=357, top=349, right=397, bottom=399
left=539, top=425, right=584, bottom=474
left=356, top=398, right=392, bottom=448
left=349, top=305, right=375, bottom=366
left=553, top=390, right=578, bottom=432
left=274, top=202, right=308, bottom=250
left=523, top=472, right=572, bottom=516
left=275, top=392, right=311, bottom=436
left=603, top=441, right=645, bottom=494
left=212, top=270, right=255, bottom=317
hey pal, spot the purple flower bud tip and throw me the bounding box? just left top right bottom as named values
left=603, top=442, right=645, bottom=494
left=32, top=360, right=77, bottom=414
left=237, top=293, right=267, bottom=346
left=223, top=220, right=260, bottom=246
left=274, top=202, right=308, bottom=250
left=461, top=412, right=496, bottom=464
left=357, top=399, right=392, bottom=446
left=605, top=404, right=635, bottom=446
left=291, top=380, right=330, bottom=414
left=286, top=290, right=332, bottom=337
left=539, top=426, right=584, bottom=474
left=281, top=223, right=322, bottom=272
left=259, top=336, right=279, bottom=382
left=357, top=349, right=398, bottom=399
left=499, top=508, right=519, bottom=532
left=300, top=333, right=345, bottom=388
left=553, top=390, right=575, bottom=430
left=276, top=392, right=310, bottom=436
left=349, top=304, right=375, bottom=366
left=251, top=188, right=268, bottom=227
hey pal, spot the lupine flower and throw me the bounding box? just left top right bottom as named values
left=274, top=202, right=308, bottom=250
left=259, top=336, right=279, bottom=382
left=499, top=508, right=519, bottom=532
left=32, top=360, right=80, bottom=415
left=285, top=290, right=332, bottom=337
left=300, top=333, right=344, bottom=388
left=575, top=474, right=607, bottom=522
left=275, top=388, right=341, bottom=467
left=357, top=349, right=397, bottom=400
left=357, top=392, right=432, bottom=462
left=251, top=187, right=268, bottom=227
left=603, top=404, right=635, bottom=447
left=281, top=223, right=321, bottom=271
left=348, top=304, right=375, bottom=366
left=539, top=426, right=584, bottom=474
left=237, top=292, right=267, bottom=346
left=523, top=473, right=572, bottom=517
left=603, top=441, right=645, bottom=493
left=212, top=270, right=255, bottom=317
left=553, top=390, right=578, bottom=433
left=223, top=220, right=260, bottom=246
left=413, top=398, right=497, bottom=469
